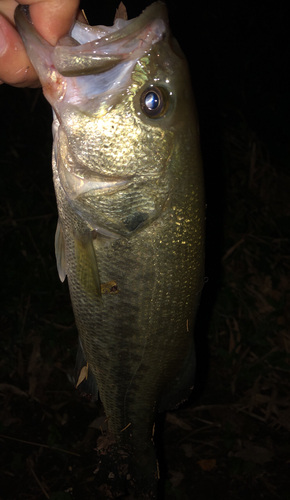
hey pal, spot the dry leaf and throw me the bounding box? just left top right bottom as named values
left=197, top=458, right=217, bottom=471
left=229, top=328, right=235, bottom=353
left=89, top=416, right=108, bottom=431
left=76, top=363, right=89, bottom=388
left=0, top=383, right=28, bottom=397
left=166, top=412, right=192, bottom=430
left=180, top=443, right=194, bottom=458
left=226, top=318, right=235, bottom=353
left=234, top=446, right=273, bottom=464
left=96, top=433, right=116, bottom=452
left=169, top=470, right=184, bottom=487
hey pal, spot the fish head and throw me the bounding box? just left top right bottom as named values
left=15, top=3, right=199, bottom=236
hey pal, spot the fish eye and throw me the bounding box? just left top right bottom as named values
left=140, top=86, right=169, bottom=118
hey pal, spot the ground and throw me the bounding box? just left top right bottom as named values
left=0, top=1, right=289, bottom=499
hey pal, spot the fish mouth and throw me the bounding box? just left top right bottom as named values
left=15, top=2, right=168, bottom=77
left=15, top=3, right=169, bottom=113
left=53, top=2, right=168, bottom=77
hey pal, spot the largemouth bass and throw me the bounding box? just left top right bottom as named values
left=15, top=3, right=204, bottom=497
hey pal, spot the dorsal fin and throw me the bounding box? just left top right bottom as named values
left=114, top=2, right=128, bottom=21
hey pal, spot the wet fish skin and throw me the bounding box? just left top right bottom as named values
left=15, top=2, right=204, bottom=495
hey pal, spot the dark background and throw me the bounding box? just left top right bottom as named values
left=1, top=1, right=289, bottom=499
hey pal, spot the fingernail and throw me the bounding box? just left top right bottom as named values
left=0, top=24, right=8, bottom=56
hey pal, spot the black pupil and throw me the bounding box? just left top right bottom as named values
left=144, top=92, right=159, bottom=110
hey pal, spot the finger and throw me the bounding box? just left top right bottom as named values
left=0, top=0, right=19, bottom=23
left=0, top=0, right=80, bottom=87
left=17, top=0, right=79, bottom=46
left=0, top=13, right=39, bottom=87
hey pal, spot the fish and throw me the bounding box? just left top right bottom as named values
left=15, top=3, right=204, bottom=497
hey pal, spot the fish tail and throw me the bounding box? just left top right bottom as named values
left=95, top=438, right=158, bottom=498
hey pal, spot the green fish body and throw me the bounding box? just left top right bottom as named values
left=15, top=3, right=204, bottom=496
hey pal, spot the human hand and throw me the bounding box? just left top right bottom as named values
left=0, top=0, right=80, bottom=87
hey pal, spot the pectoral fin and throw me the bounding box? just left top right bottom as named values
left=55, top=219, right=66, bottom=282
left=74, top=231, right=101, bottom=297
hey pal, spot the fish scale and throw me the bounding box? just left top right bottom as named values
left=62, top=200, right=203, bottom=437
left=15, top=2, right=204, bottom=496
